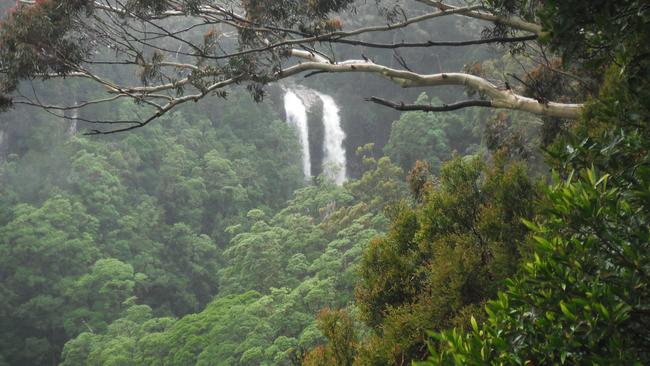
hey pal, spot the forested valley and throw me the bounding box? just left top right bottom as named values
left=0, top=0, right=648, bottom=365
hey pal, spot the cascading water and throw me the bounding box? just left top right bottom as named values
left=283, top=91, right=312, bottom=179
left=283, top=88, right=347, bottom=184
left=67, top=103, right=79, bottom=136
left=317, top=93, right=347, bottom=184
left=0, top=130, right=6, bottom=161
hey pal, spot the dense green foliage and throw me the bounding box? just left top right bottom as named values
left=422, top=67, right=650, bottom=366
left=58, top=153, right=406, bottom=366
left=0, top=91, right=304, bottom=365
left=295, top=2, right=649, bottom=366
left=303, top=308, right=358, bottom=366
left=0, top=1, right=648, bottom=365
left=303, top=155, right=539, bottom=365
left=384, top=94, right=481, bottom=173
left=418, top=1, right=650, bottom=365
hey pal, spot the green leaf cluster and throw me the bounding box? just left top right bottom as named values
left=344, top=155, right=538, bottom=365
left=384, top=93, right=481, bottom=173
left=59, top=157, right=406, bottom=366
left=0, top=89, right=303, bottom=365
left=422, top=23, right=650, bottom=364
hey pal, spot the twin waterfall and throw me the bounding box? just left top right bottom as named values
left=283, top=89, right=347, bottom=185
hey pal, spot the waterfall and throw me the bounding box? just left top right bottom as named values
left=283, top=91, right=312, bottom=179
left=317, top=93, right=347, bottom=185
left=0, top=129, right=6, bottom=162
left=283, top=88, right=347, bottom=185
left=67, top=103, right=79, bottom=136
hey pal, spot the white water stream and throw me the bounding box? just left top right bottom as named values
left=283, top=90, right=312, bottom=179
left=0, top=130, right=6, bottom=161
left=317, top=93, right=347, bottom=185
left=67, top=103, right=79, bottom=136
left=284, top=88, right=347, bottom=184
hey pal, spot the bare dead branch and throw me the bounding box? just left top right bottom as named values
left=335, top=34, right=538, bottom=49
left=366, top=97, right=492, bottom=112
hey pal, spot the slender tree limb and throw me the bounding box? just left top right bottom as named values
left=84, top=74, right=244, bottom=134
left=415, top=0, right=546, bottom=36
left=335, top=34, right=538, bottom=49
left=366, top=97, right=492, bottom=112
left=14, top=95, right=127, bottom=110
left=145, top=6, right=491, bottom=62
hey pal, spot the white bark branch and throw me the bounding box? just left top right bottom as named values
left=44, top=56, right=583, bottom=123
left=279, top=59, right=582, bottom=119
left=10, top=0, right=576, bottom=133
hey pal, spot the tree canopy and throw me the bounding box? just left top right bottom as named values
left=0, top=0, right=607, bottom=134
left=0, top=1, right=648, bottom=365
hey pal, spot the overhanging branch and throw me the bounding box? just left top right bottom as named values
left=3, top=0, right=576, bottom=134
left=366, top=97, right=492, bottom=112
left=335, top=34, right=537, bottom=49
left=415, top=0, right=546, bottom=36
left=278, top=59, right=583, bottom=119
